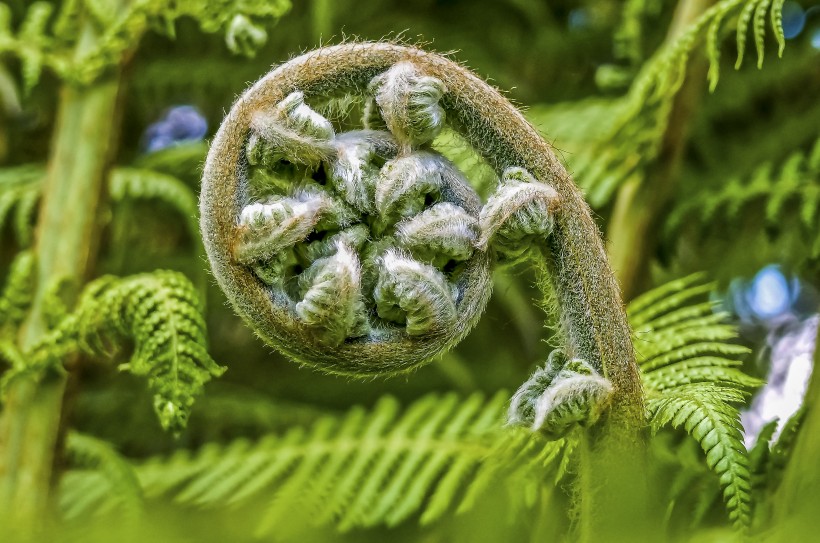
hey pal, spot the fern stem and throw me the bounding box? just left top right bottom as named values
left=607, top=0, right=714, bottom=300
left=0, top=18, right=126, bottom=529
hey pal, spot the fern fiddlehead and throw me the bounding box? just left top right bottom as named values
left=200, top=44, right=642, bottom=425
left=200, top=45, right=650, bottom=539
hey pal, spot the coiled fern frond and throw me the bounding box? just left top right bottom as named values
left=632, top=273, right=760, bottom=532
left=1, top=270, right=224, bottom=432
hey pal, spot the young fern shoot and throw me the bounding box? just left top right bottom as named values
left=200, top=43, right=648, bottom=540
left=201, top=43, right=639, bottom=397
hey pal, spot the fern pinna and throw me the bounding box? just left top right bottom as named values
left=527, top=0, right=791, bottom=209
left=632, top=274, right=759, bottom=531
left=57, top=273, right=758, bottom=537
left=0, top=270, right=223, bottom=432
left=667, top=136, right=820, bottom=261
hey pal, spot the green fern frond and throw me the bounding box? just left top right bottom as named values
left=1, top=271, right=223, bottom=432
left=109, top=168, right=200, bottom=244
left=647, top=384, right=752, bottom=530
left=61, top=392, right=505, bottom=530
left=59, top=391, right=575, bottom=533
left=455, top=427, right=570, bottom=518
left=614, top=0, right=664, bottom=67
left=72, top=271, right=224, bottom=431
left=2, top=165, right=202, bottom=257
left=667, top=136, right=820, bottom=258
left=0, top=165, right=45, bottom=246
left=0, top=1, right=291, bottom=88
left=61, top=431, right=143, bottom=519
left=628, top=274, right=759, bottom=531
left=0, top=340, right=25, bottom=371
left=769, top=407, right=806, bottom=474
left=133, top=141, right=208, bottom=179
left=749, top=419, right=778, bottom=479
left=527, top=0, right=788, bottom=208
left=0, top=250, right=35, bottom=336
left=747, top=409, right=807, bottom=527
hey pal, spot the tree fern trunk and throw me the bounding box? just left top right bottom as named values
left=607, top=0, right=713, bottom=300
left=0, top=20, right=125, bottom=528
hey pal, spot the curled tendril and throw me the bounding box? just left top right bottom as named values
left=507, top=351, right=613, bottom=438
left=200, top=43, right=643, bottom=419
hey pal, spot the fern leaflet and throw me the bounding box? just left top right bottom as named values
left=667, top=136, right=820, bottom=259
left=59, top=391, right=575, bottom=533
left=61, top=431, right=143, bottom=520
left=109, top=167, right=201, bottom=245
left=631, top=274, right=760, bottom=531
left=528, top=0, right=788, bottom=207
left=0, top=165, right=44, bottom=246
left=1, top=271, right=223, bottom=432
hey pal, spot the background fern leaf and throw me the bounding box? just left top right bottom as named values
left=666, top=135, right=820, bottom=259
left=647, top=385, right=752, bottom=530
left=526, top=0, right=788, bottom=208
left=58, top=391, right=575, bottom=534
left=630, top=275, right=759, bottom=532
left=61, top=431, right=143, bottom=520
left=0, top=250, right=35, bottom=337
left=109, top=167, right=201, bottom=246
left=0, top=165, right=44, bottom=246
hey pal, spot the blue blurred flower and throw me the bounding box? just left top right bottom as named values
left=723, top=265, right=804, bottom=324
left=782, top=1, right=806, bottom=39
left=143, top=105, right=208, bottom=153
left=568, top=9, right=590, bottom=31
left=747, top=265, right=797, bottom=319
left=809, top=6, right=820, bottom=49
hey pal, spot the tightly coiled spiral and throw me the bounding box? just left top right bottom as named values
left=201, top=43, right=642, bottom=430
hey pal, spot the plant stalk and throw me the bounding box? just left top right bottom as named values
left=0, top=22, right=124, bottom=527
left=607, top=0, right=713, bottom=300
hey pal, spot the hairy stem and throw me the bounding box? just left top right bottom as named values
left=0, top=20, right=125, bottom=528
left=607, top=0, right=713, bottom=300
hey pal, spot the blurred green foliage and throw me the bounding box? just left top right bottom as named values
left=1, top=0, right=819, bottom=541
